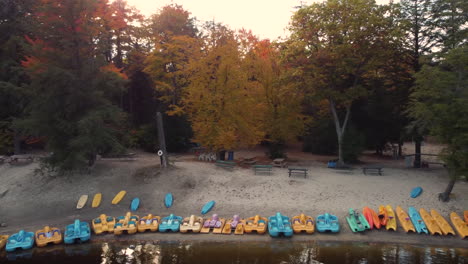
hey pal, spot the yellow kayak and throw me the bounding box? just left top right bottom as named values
left=111, top=190, right=126, bottom=205
left=430, top=209, right=455, bottom=236
left=450, top=212, right=468, bottom=239
left=92, top=193, right=102, bottom=208
left=419, top=208, right=442, bottom=235
left=385, top=205, right=397, bottom=231
left=396, top=206, right=415, bottom=233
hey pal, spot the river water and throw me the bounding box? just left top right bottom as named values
left=1, top=241, right=467, bottom=263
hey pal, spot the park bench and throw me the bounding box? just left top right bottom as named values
left=362, top=166, right=383, bottom=175
left=215, top=160, right=236, bottom=170
left=8, top=155, right=34, bottom=165
left=253, top=165, right=272, bottom=175
left=288, top=167, right=308, bottom=178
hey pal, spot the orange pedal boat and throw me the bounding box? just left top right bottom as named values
left=363, top=207, right=381, bottom=229
left=244, top=215, right=268, bottom=234
left=419, top=209, right=442, bottom=235
left=92, top=214, right=116, bottom=234
left=291, top=214, right=315, bottom=234
left=114, top=212, right=139, bottom=235
left=200, top=214, right=225, bottom=234
left=35, top=226, right=62, bottom=247
left=137, top=214, right=161, bottom=232
left=396, top=206, right=416, bottom=233
left=180, top=215, right=204, bottom=233
left=222, top=215, right=245, bottom=235
left=450, top=212, right=468, bottom=239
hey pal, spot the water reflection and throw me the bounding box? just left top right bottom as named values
left=1, top=241, right=467, bottom=264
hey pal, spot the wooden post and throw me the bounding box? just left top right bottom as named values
left=156, top=112, right=168, bottom=168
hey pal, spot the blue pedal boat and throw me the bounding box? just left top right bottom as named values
left=268, top=212, right=293, bottom=237
left=64, top=219, right=91, bottom=244
left=5, top=230, right=35, bottom=252
left=408, top=207, right=429, bottom=234
left=316, top=213, right=340, bottom=233
left=159, top=214, right=183, bottom=232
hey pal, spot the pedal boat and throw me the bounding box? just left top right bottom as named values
left=35, top=226, right=62, bottom=247
left=222, top=215, right=245, bottom=235
left=180, top=215, right=204, bottom=233
left=200, top=214, right=225, bottom=234
left=363, top=207, right=380, bottom=229
left=114, top=212, right=139, bottom=235
left=316, top=213, right=340, bottom=233
left=396, top=206, right=416, bottom=233
left=268, top=212, right=293, bottom=237
left=450, top=212, right=468, bottom=239
left=137, top=214, right=161, bottom=232
left=347, top=208, right=370, bottom=232
left=5, top=230, right=34, bottom=252
left=0, top=235, right=8, bottom=250
left=64, top=220, right=90, bottom=244
left=430, top=209, right=455, bottom=236
left=291, top=213, right=314, bottom=234
left=385, top=205, right=397, bottom=231
left=419, top=208, right=442, bottom=235
left=159, top=214, right=183, bottom=232
left=244, top=215, right=268, bottom=234
left=408, top=207, right=428, bottom=234
left=92, top=214, right=116, bottom=235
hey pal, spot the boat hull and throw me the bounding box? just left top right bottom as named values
left=396, top=206, right=415, bottom=233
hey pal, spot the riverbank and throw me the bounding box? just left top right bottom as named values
left=0, top=146, right=466, bottom=248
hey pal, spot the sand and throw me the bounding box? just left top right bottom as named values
left=0, top=143, right=466, bottom=247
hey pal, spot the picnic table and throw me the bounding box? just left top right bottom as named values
left=272, top=158, right=287, bottom=168
left=362, top=166, right=383, bottom=175
left=288, top=167, right=308, bottom=178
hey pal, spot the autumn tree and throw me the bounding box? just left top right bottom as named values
left=407, top=46, right=468, bottom=201
left=181, top=23, right=264, bottom=152
left=289, top=0, right=404, bottom=166
left=19, top=0, right=128, bottom=170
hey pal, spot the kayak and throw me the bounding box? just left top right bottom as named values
left=165, top=193, right=173, bottom=208
left=201, top=200, right=216, bottom=215
left=385, top=205, right=397, bottom=231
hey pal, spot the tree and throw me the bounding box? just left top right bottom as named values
left=431, top=0, right=467, bottom=52
left=407, top=45, right=468, bottom=201
left=181, top=23, right=264, bottom=151
left=19, top=0, right=128, bottom=170
left=289, top=0, right=404, bottom=166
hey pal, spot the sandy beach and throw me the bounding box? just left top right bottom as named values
left=0, top=143, right=466, bottom=248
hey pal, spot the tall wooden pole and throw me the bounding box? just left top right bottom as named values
left=156, top=112, right=168, bottom=168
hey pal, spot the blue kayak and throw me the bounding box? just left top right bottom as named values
left=408, top=207, right=428, bottom=234
left=410, top=187, right=423, bottom=198
left=165, top=193, right=173, bottom=208
left=130, top=198, right=140, bottom=211
left=201, top=200, right=215, bottom=215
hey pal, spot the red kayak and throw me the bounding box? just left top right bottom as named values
left=363, top=207, right=381, bottom=229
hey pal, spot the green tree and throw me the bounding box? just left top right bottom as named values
left=407, top=46, right=468, bottom=201
left=289, top=0, right=404, bottom=166
left=19, top=0, right=127, bottom=170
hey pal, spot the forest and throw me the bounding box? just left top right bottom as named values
left=0, top=0, right=466, bottom=187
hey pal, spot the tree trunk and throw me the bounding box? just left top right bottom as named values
left=13, top=128, right=21, bottom=155
left=414, top=137, right=422, bottom=168
left=438, top=177, right=456, bottom=202
left=330, top=99, right=351, bottom=167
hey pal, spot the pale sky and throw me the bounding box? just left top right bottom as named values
left=127, top=0, right=391, bottom=40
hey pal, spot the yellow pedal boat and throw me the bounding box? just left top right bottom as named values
left=200, top=214, right=225, bottom=234
left=222, top=215, right=245, bottom=235
left=430, top=209, right=455, bottom=236
left=396, top=206, right=416, bottom=233
left=244, top=215, right=268, bottom=234
left=35, top=226, right=62, bottom=247
left=180, top=215, right=204, bottom=233
left=92, top=214, right=116, bottom=234
left=419, top=209, right=442, bottom=235
left=0, top=235, right=9, bottom=250
left=114, top=212, right=139, bottom=235
left=291, top=214, right=315, bottom=234
left=385, top=205, right=397, bottom=231
left=450, top=212, right=468, bottom=239
left=137, top=214, right=161, bottom=232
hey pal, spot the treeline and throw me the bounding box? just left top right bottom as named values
left=0, top=0, right=466, bottom=177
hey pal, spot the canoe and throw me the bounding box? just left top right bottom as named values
left=201, top=200, right=215, bottom=215
left=419, top=208, right=442, bottom=235
left=92, top=193, right=102, bottom=208
left=396, top=206, right=415, bottom=232
left=450, top=212, right=468, bottom=239
left=76, top=195, right=88, bottom=209
left=408, top=207, right=428, bottom=234
left=112, top=190, right=126, bottom=205
left=430, top=209, right=455, bottom=236
left=410, top=187, right=423, bottom=198
left=346, top=208, right=370, bottom=232
left=363, top=207, right=380, bottom=229
left=385, top=205, right=397, bottom=231
left=378, top=205, right=388, bottom=227
left=130, top=198, right=140, bottom=211
left=164, top=193, right=173, bottom=208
